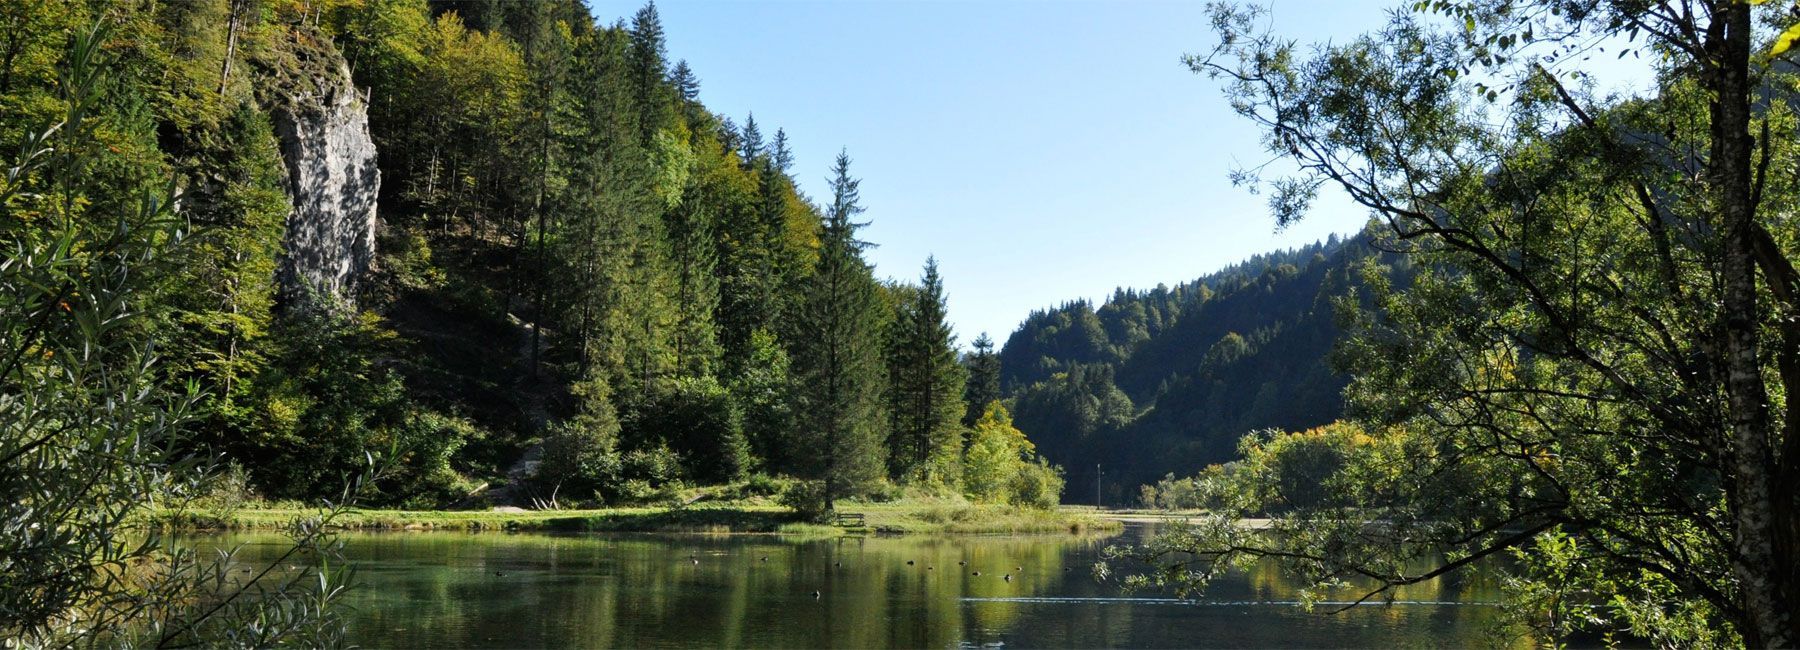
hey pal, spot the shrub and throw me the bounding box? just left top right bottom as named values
left=616, top=478, right=687, bottom=507
left=1140, top=472, right=1208, bottom=510
left=739, top=472, right=786, bottom=498
left=779, top=480, right=830, bottom=522
left=535, top=379, right=624, bottom=502
left=1009, top=459, right=1065, bottom=509
left=193, top=462, right=259, bottom=521
left=383, top=412, right=484, bottom=508
left=624, top=377, right=750, bottom=484
left=964, top=403, right=1066, bottom=507
left=245, top=305, right=478, bottom=506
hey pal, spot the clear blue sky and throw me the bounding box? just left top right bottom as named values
left=581, top=1, right=1601, bottom=347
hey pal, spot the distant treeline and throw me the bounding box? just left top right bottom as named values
left=997, top=231, right=1416, bottom=500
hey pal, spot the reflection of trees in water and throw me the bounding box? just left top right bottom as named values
left=1239, top=554, right=1510, bottom=630
left=206, top=531, right=1495, bottom=647
left=959, top=536, right=1078, bottom=634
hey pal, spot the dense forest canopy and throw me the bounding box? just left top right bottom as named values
left=0, top=0, right=1065, bottom=522
left=997, top=231, right=1411, bottom=500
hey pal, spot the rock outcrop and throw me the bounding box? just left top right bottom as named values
left=254, top=27, right=379, bottom=309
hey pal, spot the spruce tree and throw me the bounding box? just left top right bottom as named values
left=757, top=131, right=802, bottom=316
left=715, top=116, right=741, bottom=156
left=626, top=1, right=670, bottom=145
left=668, top=58, right=702, bottom=126
left=665, top=184, right=720, bottom=379
left=516, top=0, right=574, bottom=377
left=739, top=113, right=763, bottom=167
left=716, top=123, right=793, bottom=372
left=791, top=151, right=888, bottom=512
left=668, top=59, right=698, bottom=102
left=771, top=128, right=794, bottom=173
left=713, top=201, right=773, bottom=371
left=963, top=332, right=1001, bottom=426
left=884, top=257, right=967, bottom=486
left=559, top=25, right=675, bottom=402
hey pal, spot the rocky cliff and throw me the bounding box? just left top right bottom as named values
left=255, top=27, right=379, bottom=308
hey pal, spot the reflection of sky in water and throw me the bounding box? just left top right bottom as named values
left=195, top=525, right=1506, bottom=648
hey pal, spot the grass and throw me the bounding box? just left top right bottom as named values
left=155, top=498, right=1120, bottom=537
left=849, top=499, right=1121, bottom=535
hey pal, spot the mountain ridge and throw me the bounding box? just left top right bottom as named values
left=998, top=228, right=1406, bottom=502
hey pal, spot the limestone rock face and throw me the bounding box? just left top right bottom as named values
left=257, top=29, right=379, bottom=308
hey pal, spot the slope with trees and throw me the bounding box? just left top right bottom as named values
left=1000, top=232, right=1407, bottom=499
left=2, top=0, right=1071, bottom=554
left=1113, top=2, right=1800, bottom=646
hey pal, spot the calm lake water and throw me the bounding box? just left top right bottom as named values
left=204, top=525, right=1508, bottom=648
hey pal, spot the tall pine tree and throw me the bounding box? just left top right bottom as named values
left=739, top=112, right=763, bottom=167
left=771, top=128, right=793, bottom=173
left=664, top=183, right=721, bottom=379
left=668, top=59, right=698, bottom=102
left=626, top=1, right=672, bottom=146
left=962, top=332, right=1001, bottom=426
left=558, top=25, right=675, bottom=403
left=791, top=151, right=888, bottom=511
left=884, top=257, right=967, bottom=487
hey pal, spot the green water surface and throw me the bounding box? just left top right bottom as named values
left=204, top=527, right=1507, bottom=648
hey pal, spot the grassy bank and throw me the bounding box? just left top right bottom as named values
left=155, top=499, right=1120, bottom=536
left=854, top=501, right=1120, bottom=535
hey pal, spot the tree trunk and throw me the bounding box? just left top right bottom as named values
left=530, top=100, right=549, bottom=379
left=218, top=0, right=242, bottom=96
left=1709, top=5, right=1794, bottom=646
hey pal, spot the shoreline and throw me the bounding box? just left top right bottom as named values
left=155, top=502, right=1124, bottom=537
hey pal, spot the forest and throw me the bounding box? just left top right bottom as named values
left=6, top=0, right=1800, bottom=646
left=0, top=0, right=1061, bottom=518
left=997, top=232, right=1417, bottom=500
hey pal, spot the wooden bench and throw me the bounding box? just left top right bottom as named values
left=835, top=512, right=866, bottom=527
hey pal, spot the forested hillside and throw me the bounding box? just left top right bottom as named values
left=999, top=232, right=1411, bottom=500
left=0, top=0, right=1059, bottom=514
left=15, top=0, right=1800, bottom=645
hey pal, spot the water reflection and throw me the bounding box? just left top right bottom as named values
left=202, top=527, right=1504, bottom=648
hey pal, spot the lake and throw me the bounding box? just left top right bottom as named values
left=204, top=525, right=1508, bottom=648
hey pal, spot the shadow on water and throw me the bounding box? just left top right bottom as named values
left=196, top=524, right=1509, bottom=648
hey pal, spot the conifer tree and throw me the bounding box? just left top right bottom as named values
left=626, top=1, right=670, bottom=145
left=771, top=128, right=794, bottom=173
left=713, top=197, right=774, bottom=371
left=791, top=151, right=888, bottom=511
left=732, top=328, right=794, bottom=472
left=884, top=257, right=967, bottom=486
left=715, top=116, right=741, bottom=156
left=515, top=0, right=575, bottom=377
left=739, top=113, right=763, bottom=167
left=559, top=25, right=675, bottom=402
left=757, top=132, right=803, bottom=314
left=668, top=58, right=698, bottom=103
left=667, top=58, right=703, bottom=128
left=665, top=188, right=721, bottom=379
left=705, top=118, right=773, bottom=372
left=663, top=126, right=732, bottom=380
left=962, top=333, right=1001, bottom=426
